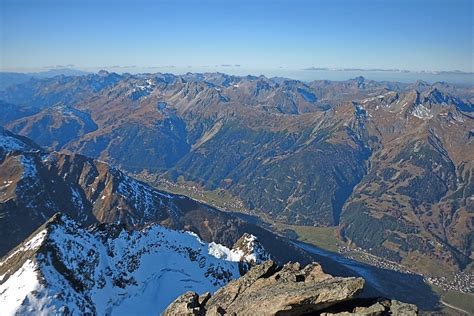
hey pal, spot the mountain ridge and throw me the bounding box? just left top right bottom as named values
left=0, top=212, right=268, bottom=314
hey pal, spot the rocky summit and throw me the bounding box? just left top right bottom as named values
left=163, top=260, right=418, bottom=316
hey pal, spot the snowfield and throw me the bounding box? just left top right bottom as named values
left=0, top=214, right=266, bottom=315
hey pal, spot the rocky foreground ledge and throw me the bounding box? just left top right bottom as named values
left=163, top=260, right=418, bottom=316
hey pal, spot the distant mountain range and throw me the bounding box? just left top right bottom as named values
left=0, top=71, right=472, bottom=279
left=0, top=68, right=89, bottom=90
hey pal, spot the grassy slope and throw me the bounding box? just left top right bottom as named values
left=271, top=224, right=341, bottom=252
left=430, top=286, right=474, bottom=315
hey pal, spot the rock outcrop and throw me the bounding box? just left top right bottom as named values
left=163, top=260, right=418, bottom=316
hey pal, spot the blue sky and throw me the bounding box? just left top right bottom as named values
left=0, top=0, right=473, bottom=75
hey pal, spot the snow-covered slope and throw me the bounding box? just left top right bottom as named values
left=0, top=126, right=42, bottom=153
left=0, top=213, right=268, bottom=315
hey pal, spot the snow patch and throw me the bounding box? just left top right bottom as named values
left=209, top=242, right=245, bottom=262
left=18, top=155, right=38, bottom=179
left=70, top=187, right=84, bottom=211
left=209, top=234, right=270, bottom=264
left=1, top=230, right=47, bottom=265
left=0, top=135, right=28, bottom=151
left=412, top=104, right=433, bottom=120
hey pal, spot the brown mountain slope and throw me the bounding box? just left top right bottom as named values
left=0, top=127, right=310, bottom=265
left=340, top=89, right=474, bottom=274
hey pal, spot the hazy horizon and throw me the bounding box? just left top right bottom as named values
left=1, top=0, right=472, bottom=78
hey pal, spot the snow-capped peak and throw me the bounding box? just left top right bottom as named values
left=208, top=233, right=271, bottom=265
left=232, top=233, right=272, bottom=264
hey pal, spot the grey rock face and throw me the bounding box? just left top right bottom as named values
left=163, top=260, right=419, bottom=316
